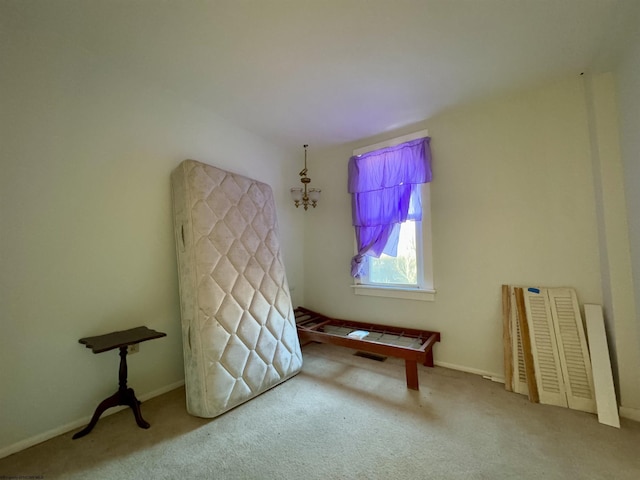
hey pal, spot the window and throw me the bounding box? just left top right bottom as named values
left=349, top=130, right=435, bottom=301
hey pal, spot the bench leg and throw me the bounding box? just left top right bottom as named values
left=424, top=348, right=434, bottom=367
left=405, top=360, right=419, bottom=390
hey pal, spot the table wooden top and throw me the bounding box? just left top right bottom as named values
left=78, top=326, right=166, bottom=354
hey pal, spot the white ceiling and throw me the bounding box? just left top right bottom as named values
left=6, top=0, right=640, bottom=151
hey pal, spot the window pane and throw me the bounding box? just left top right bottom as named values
left=368, top=221, right=417, bottom=285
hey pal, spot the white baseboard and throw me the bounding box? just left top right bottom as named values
left=136, top=379, right=185, bottom=403
left=619, top=405, right=640, bottom=422
left=435, top=363, right=640, bottom=423
left=0, top=380, right=185, bottom=460
left=434, top=360, right=504, bottom=383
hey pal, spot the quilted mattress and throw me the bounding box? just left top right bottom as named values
left=171, top=159, right=303, bottom=418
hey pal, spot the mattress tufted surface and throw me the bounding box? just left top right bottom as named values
left=171, top=159, right=302, bottom=418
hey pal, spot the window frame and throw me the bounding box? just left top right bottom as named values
left=350, top=129, right=435, bottom=302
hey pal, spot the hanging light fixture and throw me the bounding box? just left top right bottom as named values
left=290, top=144, right=321, bottom=210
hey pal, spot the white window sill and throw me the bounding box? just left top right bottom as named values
left=351, top=284, right=436, bottom=302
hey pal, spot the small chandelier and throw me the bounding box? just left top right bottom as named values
left=290, top=144, right=321, bottom=210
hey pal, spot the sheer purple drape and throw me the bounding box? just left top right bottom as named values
left=348, top=137, right=432, bottom=277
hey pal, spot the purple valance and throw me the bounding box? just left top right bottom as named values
left=348, top=137, right=431, bottom=194
left=348, top=137, right=432, bottom=278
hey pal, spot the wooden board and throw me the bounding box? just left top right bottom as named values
left=502, top=285, right=514, bottom=392
left=510, top=286, right=530, bottom=396
left=584, top=304, right=620, bottom=428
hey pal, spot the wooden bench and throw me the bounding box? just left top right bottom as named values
left=294, top=307, right=440, bottom=390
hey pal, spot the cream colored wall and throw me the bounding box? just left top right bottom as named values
left=615, top=22, right=640, bottom=417
left=304, top=77, right=604, bottom=379
left=584, top=72, right=640, bottom=415
left=0, top=20, right=304, bottom=453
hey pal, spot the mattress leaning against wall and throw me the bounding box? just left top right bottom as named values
left=171, top=159, right=303, bottom=418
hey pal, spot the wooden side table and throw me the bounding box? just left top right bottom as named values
left=73, top=326, right=166, bottom=439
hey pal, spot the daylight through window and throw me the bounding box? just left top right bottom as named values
left=367, top=221, right=420, bottom=286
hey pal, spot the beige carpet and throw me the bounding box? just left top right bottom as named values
left=1, top=342, right=639, bottom=479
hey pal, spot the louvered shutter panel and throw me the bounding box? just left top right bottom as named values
left=510, top=286, right=529, bottom=396
left=548, top=288, right=596, bottom=413
left=523, top=288, right=567, bottom=407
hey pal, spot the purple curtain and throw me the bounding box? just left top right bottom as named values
left=348, top=137, right=432, bottom=277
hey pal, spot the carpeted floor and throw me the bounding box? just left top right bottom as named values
left=1, top=342, right=639, bottom=479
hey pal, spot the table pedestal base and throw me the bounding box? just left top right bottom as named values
left=73, top=346, right=150, bottom=439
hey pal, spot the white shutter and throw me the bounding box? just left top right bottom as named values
left=547, top=288, right=596, bottom=413
left=510, top=286, right=529, bottom=396
left=522, top=288, right=567, bottom=407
